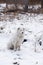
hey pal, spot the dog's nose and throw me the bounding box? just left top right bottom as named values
left=22, top=32, right=23, bottom=34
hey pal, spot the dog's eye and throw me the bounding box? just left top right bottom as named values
left=18, top=28, right=20, bottom=30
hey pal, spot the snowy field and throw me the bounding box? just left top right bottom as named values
left=0, top=4, right=43, bottom=65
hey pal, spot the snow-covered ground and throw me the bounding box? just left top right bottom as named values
left=0, top=7, right=43, bottom=65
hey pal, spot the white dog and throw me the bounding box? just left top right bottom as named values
left=7, top=27, right=25, bottom=51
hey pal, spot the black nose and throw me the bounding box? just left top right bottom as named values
left=22, top=32, right=23, bottom=34
left=39, top=41, right=42, bottom=46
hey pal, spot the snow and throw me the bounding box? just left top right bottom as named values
left=0, top=3, right=6, bottom=12
left=0, top=4, right=43, bottom=65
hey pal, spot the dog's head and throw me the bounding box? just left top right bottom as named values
left=17, top=27, right=25, bottom=35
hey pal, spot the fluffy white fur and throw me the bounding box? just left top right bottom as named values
left=7, top=27, right=25, bottom=51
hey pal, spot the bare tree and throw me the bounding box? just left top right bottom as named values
left=24, top=0, right=29, bottom=12
left=24, top=5, right=28, bottom=12
left=41, top=0, right=43, bottom=8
